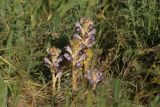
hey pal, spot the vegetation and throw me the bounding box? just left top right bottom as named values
left=0, top=0, right=160, bottom=107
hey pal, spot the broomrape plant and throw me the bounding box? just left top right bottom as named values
left=44, top=47, right=63, bottom=94
left=44, top=18, right=103, bottom=93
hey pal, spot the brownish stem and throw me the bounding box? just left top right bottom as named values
left=51, top=68, right=57, bottom=96
left=52, top=73, right=56, bottom=93
left=72, top=63, right=78, bottom=91
left=57, top=77, right=61, bottom=92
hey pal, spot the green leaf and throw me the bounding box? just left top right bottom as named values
left=112, top=79, right=121, bottom=107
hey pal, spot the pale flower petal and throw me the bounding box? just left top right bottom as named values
left=65, top=46, right=73, bottom=56
left=54, top=62, right=59, bottom=68
left=84, top=70, right=94, bottom=84
left=75, top=22, right=84, bottom=34
left=64, top=53, right=72, bottom=61
left=84, top=69, right=104, bottom=88
left=95, top=71, right=104, bottom=83
left=88, top=29, right=96, bottom=37
left=46, top=48, right=51, bottom=55
left=87, top=35, right=96, bottom=48
left=73, top=34, right=82, bottom=40
left=77, top=53, right=87, bottom=62
left=57, top=56, right=63, bottom=63
left=44, top=57, right=52, bottom=67
left=56, top=71, right=63, bottom=78
left=76, top=61, right=83, bottom=68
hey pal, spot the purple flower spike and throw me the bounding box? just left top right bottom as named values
left=64, top=53, right=72, bottom=61
left=84, top=69, right=104, bottom=88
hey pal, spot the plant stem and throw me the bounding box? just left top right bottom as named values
left=51, top=68, right=57, bottom=96
left=72, top=62, right=78, bottom=91
left=57, top=77, right=61, bottom=92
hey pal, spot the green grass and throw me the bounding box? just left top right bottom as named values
left=0, top=0, right=160, bottom=107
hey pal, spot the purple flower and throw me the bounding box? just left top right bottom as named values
left=73, top=34, right=82, bottom=40
left=75, top=22, right=81, bottom=27
left=95, top=71, right=104, bottom=83
left=57, top=56, right=63, bottom=63
left=44, top=57, right=52, bottom=68
left=76, top=61, right=83, bottom=68
left=80, top=44, right=86, bottom=50
left=74, top=53, right=87, bottom=68
left=88, top=24, right=94, bottom=31
left=87, top=29, right=96, bottom=37
left=78, top=50, right=84, bottom=56
left=83, top=34, right=96, bottom=48
left=84, top=68, right=104, bottom=89
left=44, top=57, right=61, bottom=68
left=54, top=62, right=60, bottom=68
left=75, top=22, right=84, bottom=34
left=77, top=54, right=86, bottom=63
left=64, top=53, right=72, bottom=61
left=65, top=46, right=73, bottom=56
left=76, top=27, right=81, bottom=32
left=87, top=35, right=96, bottom=48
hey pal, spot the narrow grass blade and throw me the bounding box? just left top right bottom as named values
left=112, top=79, right=121, bottom=107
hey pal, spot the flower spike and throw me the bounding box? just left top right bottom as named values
left=85, top=68, right=104, bottom=89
